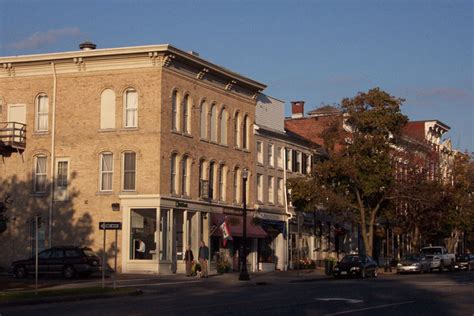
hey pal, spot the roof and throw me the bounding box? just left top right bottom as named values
left=307, top=105, right=342, bottom=117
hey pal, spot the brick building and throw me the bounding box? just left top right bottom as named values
left=0, top=43, right=266, bottom=274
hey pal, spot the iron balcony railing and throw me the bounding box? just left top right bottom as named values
left=0, top=121, right=26, bottom=150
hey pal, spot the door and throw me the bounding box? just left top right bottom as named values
left=7, top=104, right=26, bottom=143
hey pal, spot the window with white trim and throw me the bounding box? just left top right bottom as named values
left=268, top=176, right=274, bottom=204
left=268, top=144, right=274, bottom=167
left=242, top=115, right=249, bottom=150
left=234, top=112, right=241, bottom=148
left=286, top=148, right=292, bottom=171
left=170, top=153, right=177, bottom=194
left=277, top=177, right=284, bottom=205
left=124, top=89, right=138, bottom=128
left=219, top=164, right=227, bottom=202
left=35, top=94, right=49, bottom=132
left=210, top=104, right=218, bottom=142
left=55, top=159, right=69, bottom=201
left=172, top=90, right=179, bottom=131
left=123, top=152, right=136, bottom=191
left=296, top=151, right=302, bottom=173
left=182, top=94, right=191, bottom=134
left=257, top=141, right=263, bottom=164
left=220, top=109, right=228, bottom=145
left=100, top=153, right=113, bottom=191
left=257, top=173, right=263, bottom=202
left=200, top=101, right=208, bottom=139
left=277, top=147, right=283, bottom=168
left=181, top=155, right=189, bottom=195
left=234, top=167, right=241, bottom=203
left=34, top=155, right=47, bottom=193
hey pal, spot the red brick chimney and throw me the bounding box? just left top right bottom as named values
left=291, top=101, right=305, bottom=119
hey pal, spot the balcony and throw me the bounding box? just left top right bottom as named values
left=0, top=122, right=26, bottom=154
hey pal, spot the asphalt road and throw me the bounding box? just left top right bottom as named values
left=1, top=271, right=473, bottom=316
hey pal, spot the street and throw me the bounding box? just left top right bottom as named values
left=1, top=271, right=473, bottom=316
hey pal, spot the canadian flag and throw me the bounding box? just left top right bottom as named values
left=220, top=220, right=233, bottom=246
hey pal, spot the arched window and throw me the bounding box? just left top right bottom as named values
left=35, top=94, right=49, bottom=132
left=100, top=152, right=113, bottom=191
left=182, top=94, right=191, bottom=134
left=220, top=109, right=228, bottom=145
left=200, top=101, right=208, bottom=139
left=100, top=89, right=115, bottom=129
left=171, top=90, right=179, bottom=131
left=233, top=167, right=241, bottom=203
left=34, top=155, right=47, bottom=193
left=123, top=151, right=136, bottom=191
left=219, top=164, right=227, bottom=201
left=124, top=89, right=138, bottom=128
left=242, top=115, right=249, bottom=150
left=170, top=153, right=177, bottom=194
left=209, top=161, right=216, bottom=200
left=181, top=155, right=189, bottom=195
left=234, top=112, right=241, bottom=148
left=210, top=104, right=218, bottom=142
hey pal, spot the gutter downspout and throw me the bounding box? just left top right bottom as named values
left=49, top=62, right=57, bottom=247
left=283, top=147, right=293, bottom=271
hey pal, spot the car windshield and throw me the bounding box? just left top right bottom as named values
left=421, top=248, right=441, bottom=255
left=340, top=256, right=361, bottom=263
left=83, top=249, right=97, bottom=257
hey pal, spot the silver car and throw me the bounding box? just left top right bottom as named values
left=397, top=254, right=431, bottom=274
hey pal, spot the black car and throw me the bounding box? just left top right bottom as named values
left=12, top=246, right=101, bottom=279
left=454, top=254, right=474, bottom=271
left=333, top=254, right=378, bottom=278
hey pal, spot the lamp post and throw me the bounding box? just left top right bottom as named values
left=239, top=168, right=250, bottom=281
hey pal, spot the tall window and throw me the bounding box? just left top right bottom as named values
left=268, top=144, right=274, bottom=167
left=171, top=90, right=179, bottom=131
left=257, top=141, right=263, bottom=164
left=286, top=148, right=292, bottom=171
left=200, top=101, right=208, bottom=139
left=35, top=94, right=49, bottom=132
left=219, top=165, right=227, bottom=201
left=34, top=155, right=47, bottom=193
left=123, top=152, right=136, bottom=191
left=268, top=176, right=274, bottom=204
left=234, top=167, right=241, bottom=203
left=100, top=89, right=115, bottom=129
left=210, top=104, right=218, bottom=142
left=198, top=159, right=205, bottom=198
left=100, top=153, right=113, bottom=191
left=277, top=147, right=283, bottom=168
left=296, top=151, right=302, bottom=173
left=182, top=94, right=190, bottom=134
left=209, top=161, right=216, bottom=200
left=181, top=155, right=189, bottom=195
left=257, top=174, right=263, bottom=202
left=220, top=109, right=228, bottom=145
left=242, top=115, right=249, bottom=150
left=234, top=112, right=241, bottom=148
left=124, top=89, right=138, bottom=128
left=277, top=178, right=284, bottom=205
left=55, top=159, right=69, bottom=201
left=170, top=153, right=177, bottom=194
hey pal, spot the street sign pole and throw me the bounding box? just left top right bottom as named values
left=102, top=228, right=106, bottom=289
left=35, top=216, right=39, bottom=295
left=114, top=229, right=118, bottom=290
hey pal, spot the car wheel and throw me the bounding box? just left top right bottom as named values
left=63, top=266, right=76, bottom=279
left=14, top=266, right=27, bottom=278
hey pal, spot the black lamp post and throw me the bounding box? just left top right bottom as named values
left=239, top=168, right=250, bottom=281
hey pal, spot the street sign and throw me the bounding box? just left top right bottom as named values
left=99, top=222, right=122, bottom=230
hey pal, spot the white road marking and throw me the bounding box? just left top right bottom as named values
left=324, top=300, right=416, bottom=315
left=316, top=298, right=363, bottom=304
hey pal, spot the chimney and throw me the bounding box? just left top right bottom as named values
left=79, top=40, right=97, bottom=51
left=291, top=101, right=305, bottom=119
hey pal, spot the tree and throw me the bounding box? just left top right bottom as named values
left=0, top=195, right=12, bottom=234
left=289, top=88, right=408, bottom=256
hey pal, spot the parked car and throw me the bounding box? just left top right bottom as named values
left=12, top=246, right=101, bottom=279
left=333, top=254, right=378, bottom=278
left=454, top=254, right=474, bottom=271
left=420, top=246, right=455, bottom=272
left=396, top=254, right=431, bottom=274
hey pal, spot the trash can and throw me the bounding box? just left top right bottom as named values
left=325, top=259, right=334, bottom=275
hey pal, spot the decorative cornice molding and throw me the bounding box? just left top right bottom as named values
left=162, top=54, right=175, bottom=67
left=73, top=57, right=85, bottom=71
left=148, top=51, right=159, bottom=66
left=196, top=68, right=209, bottom=80
left=2, top=63, right=15, bottom=76
left=225, top=80, right=237, bottom=91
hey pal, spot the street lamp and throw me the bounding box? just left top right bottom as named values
left=239, top=168, right=250, bottom=281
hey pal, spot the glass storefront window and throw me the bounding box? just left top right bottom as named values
left=130, top=208, right=156, bottom=260
left=160, top=209, right=169, bottom=260
left=175, top=210, right=184, bottom=260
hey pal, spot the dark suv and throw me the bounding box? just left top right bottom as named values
left=12, top=246, right=101, bottom=279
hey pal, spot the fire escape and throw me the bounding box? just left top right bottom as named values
left=0, top=122, right=26, bottom=156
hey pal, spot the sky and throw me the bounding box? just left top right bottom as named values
left=1, top=0, right=472, bottom=152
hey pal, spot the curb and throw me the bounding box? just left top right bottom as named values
left=0, top=289, right=143, bottom=308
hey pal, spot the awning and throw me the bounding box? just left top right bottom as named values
left=211, top=213, right=267, bottom=239
left=259, top=219, right=287, bottom=239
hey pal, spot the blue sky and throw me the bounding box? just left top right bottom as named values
left=1, top=0, right=472, bottom=151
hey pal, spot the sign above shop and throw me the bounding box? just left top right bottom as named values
left=223, top=208, right=243, bottom=216
left=99, top=222, right=122, bottom=230
left=176, top=201, right=188, bottom=208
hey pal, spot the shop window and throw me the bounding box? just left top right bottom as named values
left=160, top=209, right=169, bottom=260
left=175, top=210, right=184, bottom=260
left=130, top=208, right=157, bottom=260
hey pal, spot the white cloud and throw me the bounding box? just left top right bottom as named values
left=6, top=27, right=82, bottom=50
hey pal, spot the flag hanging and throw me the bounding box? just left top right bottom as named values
left=220, top=219, right=233, bottom=247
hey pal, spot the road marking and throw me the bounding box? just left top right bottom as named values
left=324, top=300, right=415, bottom=315
left=316, top=298, right=363, bottom=304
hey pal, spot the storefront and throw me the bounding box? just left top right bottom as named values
left=254, top=211, right=288, bottom=271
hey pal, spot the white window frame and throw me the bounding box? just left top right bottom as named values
left=171, top=154, right=177, bottom=194
left=268, top=176, right=274, bottom=204
left=54, top=158, right=70, bottom=201
left=172, top=90, right=179, bottom=131
left=277, top=147, right=283, bottom=169
left=296, top=151, right=302, bottom=173
left=183, top=94, right=190, bottom=135
left=257, top=173, right=263, bottom=202
left=257, top=141, right=263, bottom=164
left=200, top=101, right=208, bottom=139
left=99, top=152, right=114, bottom=192
left=122, top=152, right=136, bottom=191
left=268, top=144, right=274, bottom=167
left=123, top=89, right=138, bottom=128
left=35, top=94, right=49, bottom=132
left=277, top=178, right=283, bottom=205
left=34, top=155, right=47, bottom=193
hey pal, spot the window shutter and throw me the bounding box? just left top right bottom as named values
left=292, top=150, right=297, bottom=172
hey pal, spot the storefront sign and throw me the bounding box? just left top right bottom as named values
left=255, top=212, right=286, bottom=221
left=223, top=208, right=243, bottom=216
left=99, top=222, right=122, bottom=230
left=175, top=201, right=188, bottom=208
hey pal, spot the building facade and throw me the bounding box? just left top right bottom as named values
left=0, top=43, right=266, bottom=274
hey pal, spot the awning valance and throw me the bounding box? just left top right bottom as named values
left=211, top=213, right=267, bottom=239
